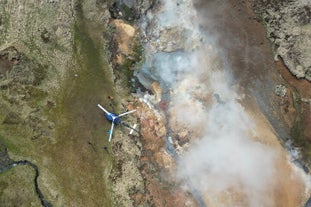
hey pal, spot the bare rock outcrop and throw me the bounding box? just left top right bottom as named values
left=110, top=19, right=137, bottom=66
left=108, top=0, right=156, bottom=21
left=253, top=0, right=311, bottom=81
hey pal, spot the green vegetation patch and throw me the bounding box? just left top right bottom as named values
left=34, top=2, right=116, bottom=205
left=0, top=165, right=41, bottom=207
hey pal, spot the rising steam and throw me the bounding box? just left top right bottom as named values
left=138, top=0, right=307, bottom=206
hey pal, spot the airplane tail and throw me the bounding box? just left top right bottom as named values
left=121, top=122, right=139, bottom=134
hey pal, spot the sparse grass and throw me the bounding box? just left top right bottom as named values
left=304, top=143, right=311, bottom=159
left=0, top=2, right=115, bottom=207
left=0, top=124, right=38, bottom=156
left=36, top=3, right=115, bottom=205
left=121, top=4, right=136, bottom=23
left=290, top=89, right=303, bottom=145
left=288, top=88, right=311, bottom=163
left=0, top=11, right=10, bottom=44
left=0, top=165, right=41, bottom=206
left=25, top=86, right=48, bottom=107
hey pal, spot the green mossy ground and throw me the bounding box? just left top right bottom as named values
left=0, top=165, right=41, bottom=207
left=0, top=1, right=116, bottom=206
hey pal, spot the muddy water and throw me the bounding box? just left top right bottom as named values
left=138, top=0, right=310, bottom=206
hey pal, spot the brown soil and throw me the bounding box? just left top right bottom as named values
left=195, top=0, right=311, bottom=146
left=126, top=0, right=310, bottom=206
left=194, top=0, right=290, bottom=142
left=0, top=58, right=12, bottom=74
left=132, top=102, right=198, bottom=207
left=276, top=59, right=311, bottom=98
left=0, top=47, right=19, bottom=74
left=276, top=59, right=311, bottom=145
left=109, top=19, right=137, bottom=67
left=195, top=0, right=280, bottom=94
left=246, top=107, right=306, bottom=207
left=192, top=0, right=309, bottom=206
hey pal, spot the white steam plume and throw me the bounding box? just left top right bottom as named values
left=138, top=0, right=307, bottom=206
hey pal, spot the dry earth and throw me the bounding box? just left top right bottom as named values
left=130, top=0, right=311, bottom=206
left=0, top=0, right=310, bottom=206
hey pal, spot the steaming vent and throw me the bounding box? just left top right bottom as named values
left=136, top=0, right=311, bottom=206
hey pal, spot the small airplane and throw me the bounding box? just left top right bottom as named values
left=97, top=104, right=136, bottom=142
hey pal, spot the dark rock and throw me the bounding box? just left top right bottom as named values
left=293, top=159, right=309, bottom=174
left=0, top=140, right=13, bottom=173
left=305, top=196, right=311, bottom=207
left=40, top=28, right=52, bottom=43
left=109, top=2, right=138, bottom=21
left=108, top=0, right=152, bottom=21
left=0, top=47, right=20, bottom=74
left=2, top=112, right=22, bottom=125
left=8, top=55, right=47, bottom=86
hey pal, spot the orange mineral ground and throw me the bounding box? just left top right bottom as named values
left=132, top=0, right=311, bottom=206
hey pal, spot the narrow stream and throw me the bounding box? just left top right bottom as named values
left=0, top=141, right=52, bottom=207
left=10, top=161, right=52, bottom=207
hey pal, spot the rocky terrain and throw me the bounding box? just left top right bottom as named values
left=0, top=0, right=185, bottom=206
left=0, top=0, right=117, bottom=206
left=0, top=0, right=310, bottom=207
left=134, top=0, right=311, bottom=206
left=253, top=0, right=311, bottom=81
left=251, top=0, right=311, bottom=167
